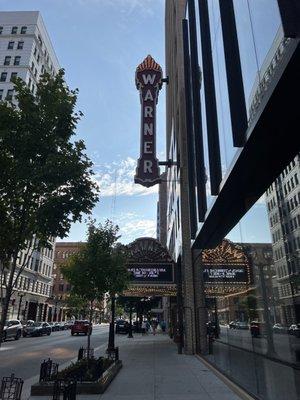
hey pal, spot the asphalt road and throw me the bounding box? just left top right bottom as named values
left=0, top=324, right=109, bottom=392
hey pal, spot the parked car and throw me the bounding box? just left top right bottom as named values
left=48, top=322, right=55, bottom=332
left=64, top=320, right=75, bottom=330
left=229, top=321, right=248, bottom=330
left=206, top=321, right=220, bottom=338
left=3, top=319, right=23, bottom=341
left=229, top=321, right=237, bottom=329
left=23, top=321, right=51, bottom=337
left=58, top=322, right=67, bottom=330
left=250, top=321, right=263, bottom=337
left=288, top=324, right=300, bottom=338
left=273, top=323, right=287, bottom=334
left=50, top=322, right=60, bottom=332
left=71, top=320, right=92, bottom=336
left=115, top=319, right=129, bottom=334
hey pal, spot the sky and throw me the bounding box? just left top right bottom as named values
left=1, top=0, right=275, bottom=245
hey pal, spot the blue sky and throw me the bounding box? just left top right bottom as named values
left=2, top=0, right=274, bottom=245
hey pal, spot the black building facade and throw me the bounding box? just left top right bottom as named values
left=163, top=1, right=300, bottom=399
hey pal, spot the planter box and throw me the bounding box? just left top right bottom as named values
left=31, top=360, right=122, bottom=396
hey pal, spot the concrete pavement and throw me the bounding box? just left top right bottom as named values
left=29, top=334, right=247, bottom=400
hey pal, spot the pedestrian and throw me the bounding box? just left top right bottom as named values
left=151, top=320, right=157, bottom=335
left=146, top=320, right=150, bottom=333
left=160, top=320, right=166, bottom=333
left=142, top=320, right=147, bottom=335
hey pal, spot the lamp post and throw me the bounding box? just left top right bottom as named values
left=107, top=294, right=116, bottom=351
left=17, top=292, right=24, bottom=320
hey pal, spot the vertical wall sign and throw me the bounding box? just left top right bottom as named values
left=135, top=55, right=162, bottom=187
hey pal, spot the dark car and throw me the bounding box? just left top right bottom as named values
left=58, top=322, right=67, bottom=330
left=250, top=321, right=263, bottom=337
left=288, top=324, right=300, bottom=338
left=23, top=321, right=51, bottom=337
left=236, top=321, right=249, bottom=330
left=3, top=319, right=23, bottom=341
left=206, top=321, right=220, bottom=338
left=229, top=321, right=237, bottom=329
left=115, top=319, right=129, bottom=334
left=273, top=323, right=288, bottom=334
left=71, top=320, right=92, bottom=336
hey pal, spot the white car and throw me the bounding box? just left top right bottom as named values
left=3, top=319, right=23, bottom=341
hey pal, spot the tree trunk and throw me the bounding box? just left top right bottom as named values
left=107, top=294, right=115, bottom=351
left=87, top=301, right=93, bottom=366
left=0, top=254, right=18, bottom=347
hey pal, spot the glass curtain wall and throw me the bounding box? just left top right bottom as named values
left=186, top=1, right=300, bottom=399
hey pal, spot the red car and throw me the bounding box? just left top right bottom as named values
left=71, top=320, right=92, bottom=336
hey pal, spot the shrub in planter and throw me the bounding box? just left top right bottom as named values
left=54, top=357, right=113, bottom=382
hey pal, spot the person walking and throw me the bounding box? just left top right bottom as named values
left=160, top=320, right=166, bottom=333
left=142, top=320, right=147, bottom=335
left=151, top=320, right=157, bottom=335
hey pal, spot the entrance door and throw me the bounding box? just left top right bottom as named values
left=27, top=302, right=38, bottom=320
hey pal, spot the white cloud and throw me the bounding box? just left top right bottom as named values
left=77, top=0, right=162, bottom=16
left=93, top=156, right=158, bottom=197
left=116, top=212, right=156, bottom=243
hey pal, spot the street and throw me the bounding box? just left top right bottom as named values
left=218, top=325, right=300, bottom=364
left=0, top=324, right=109, bottom=397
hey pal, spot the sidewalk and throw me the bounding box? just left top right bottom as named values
left=29, top=334, right=244, bottom=400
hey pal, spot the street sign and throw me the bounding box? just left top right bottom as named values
left=134, top=55, right=162, bottom=187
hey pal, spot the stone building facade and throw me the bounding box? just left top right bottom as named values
left=0, top=11, right=59, bottom=322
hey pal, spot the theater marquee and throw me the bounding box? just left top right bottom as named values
left=128, top=263, right=174, bottom=283
left=202, top=239, right=252, bottom=296
left=124, top=238, right=177, bottom=297
left=134, top=55, right=163, bottom=187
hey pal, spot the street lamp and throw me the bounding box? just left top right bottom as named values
left=17, top=292, right=25, bottom=320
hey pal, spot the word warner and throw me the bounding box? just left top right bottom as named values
left=134, top=55, right=163, bottom=187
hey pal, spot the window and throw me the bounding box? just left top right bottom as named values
left=0, top=89, right=3, bottom=100
left=34, top=47, right=37, bottom=56
left=11, top=26, right=18, bottom=34
left=6, top=89, right=14, bottom=101
left=31, top=61, right=34, bottom=70
left=34, top=68, right=37, bottom=78
left=0, top=72, right=7, bottom=82
left=4, top=56, right=11, bottom=65
left=17, top=41, right=24, bottom=50
left=8, top=41, right=14, bottom=50
left=20, top=26, right=27, bottom=34
left=14, top=56, right=21, bottom=65
left=10, top=72, right=17, bottom=81
left=28, top=77, right=31, bottom=88
left=0, top=26, right=3, bottom=34
left=37, top=54, right=40, bottom=63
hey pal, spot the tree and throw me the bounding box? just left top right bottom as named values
left=117, top=296, right=138, bottom=338
left=61, top=220, right=129, bottom=357
left=0, top=71, right=99, bottom=345
left=65, top=293, right=89, bottom=320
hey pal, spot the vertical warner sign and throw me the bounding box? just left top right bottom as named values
left=135, top=55, right=162, bottom=187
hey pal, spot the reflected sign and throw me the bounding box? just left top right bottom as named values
left=203, top=265, right=248, bottom=283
